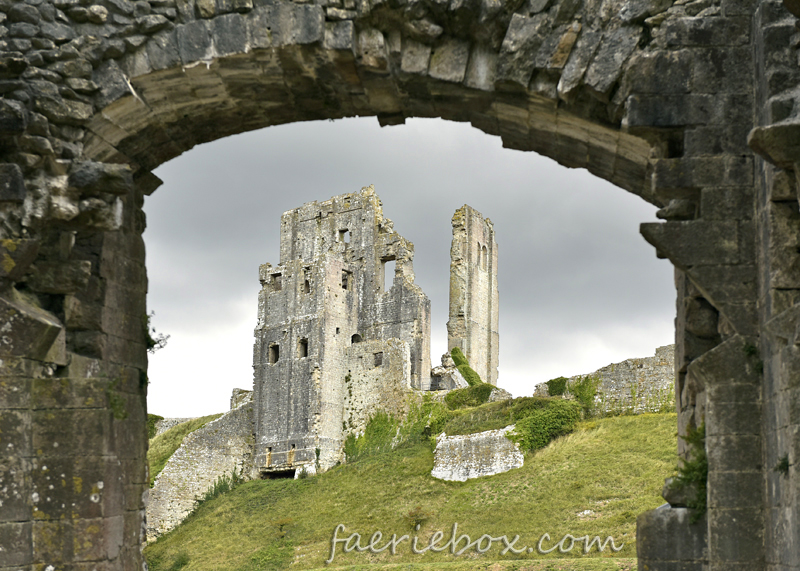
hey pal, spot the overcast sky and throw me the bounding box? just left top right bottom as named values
left=143, top=117, right=675, bottom=418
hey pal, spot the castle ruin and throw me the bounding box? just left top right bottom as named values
left=447, top=205, right=500, bottom=385
left=253, top=186, right=494, bottom=476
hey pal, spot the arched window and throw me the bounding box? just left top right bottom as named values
left=482, top=245, right=488, bottom=270
left=351, top=333, right=362, bottom=344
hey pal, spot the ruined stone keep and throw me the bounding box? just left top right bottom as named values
left=1, top=0, right=799, bottom=567
left=447, top=204, right=499, bottom=385
left=252, top=185, right=431, bottom=475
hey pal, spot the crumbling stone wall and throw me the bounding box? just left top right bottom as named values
left=535, top=345, right=675, bottom=414
left=447, top=205, right=499, bottom=385
left=2, top=0, right=800, bottom=566
left=431, top=425, right=524, bottom=481
left=146, top=394, right=254, bottom=542
left=252, top=186, right=430, bottom=476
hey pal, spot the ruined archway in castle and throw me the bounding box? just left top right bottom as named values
left=1, top=0, right=799, bottom=569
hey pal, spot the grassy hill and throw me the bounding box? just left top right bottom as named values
left=148, top=414, right=224, bottom=486
left=144, top=412, right=677, bottom=571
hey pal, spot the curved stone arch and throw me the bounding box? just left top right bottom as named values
left=1, top=0, right=799, bottom=569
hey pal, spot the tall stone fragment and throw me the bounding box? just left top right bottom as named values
left=447, top=205, right=499, bottom=385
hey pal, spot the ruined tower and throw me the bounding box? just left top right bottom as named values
left=252, top=186, right=431, bottom=476
left=447, top=205, right=499, bottom=385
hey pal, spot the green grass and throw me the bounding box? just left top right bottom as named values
left=147, top=414, right=223, bottom=486
left=147, top=414, right=165, bottom=440
left=145, top=413, right=676, bottom=570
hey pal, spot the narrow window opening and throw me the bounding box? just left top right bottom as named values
left=266, top=447, right=272, bottom=466
left=374, top=352, right=383, bottom=367
left=271, top=273, right=282, bottom=292
left=338, top=229, right=351, bottom=243
left=351, top=333, right=362, bottom=344
left=303, top=279, right=311, bottom=293
left=269, top=343, right=280, bottom=364
left=381, top=257, right=396, bottom=292
left=482, top=245, right=488, bottom=270
left=298, top=337, right=308, bottom=358
left=288, top=443, right=296, bottom=466
left=341, top=270, right=351, bottom=290
left=336, top=327, right=340, bottom=334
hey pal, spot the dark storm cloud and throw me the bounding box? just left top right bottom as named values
left=144, top=117, right=674, bottom=415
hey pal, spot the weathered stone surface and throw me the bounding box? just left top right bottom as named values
left=637, top=506, right=707, bottom=567
left=448, top=205, right=499, bottom=385
left=68, top=161, right=134, bottom=196
left=0, top=163, right=26, bottom=202
left=147, top=394, right=254, bottom=541
left=0, top=291, right=63, bottom=360
left=432, top=425, right=524, bottom=481
left=26, top=260, right=92, bottom=294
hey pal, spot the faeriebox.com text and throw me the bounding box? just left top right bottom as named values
left=326, top=523, right=624, bottom=564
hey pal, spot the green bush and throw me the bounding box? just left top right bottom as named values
left=147, top=414, right=164, bottom=440
left=441, top=396, right=556, bottom=435
left=569, top=375, right=600, bottom=417
left=509, top=399, right=582, bottom=451
left=545, top=377, right=568, bottom=396
left=669, top=422, right=707, bottom=523
left=445, top=383, right=493, bottom=410
left=398, top=398, right=455, bottom=442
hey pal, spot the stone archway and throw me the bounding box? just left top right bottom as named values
left=1, top=0, right=798, bottom=568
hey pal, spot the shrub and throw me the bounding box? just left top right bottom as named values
left=569, top=375, right=600, bottom=417
left=403, top=506, right=433, bottom=530
left=509, top=399, right=582, bottom=451
left=445, top=383, right=493, bottom=410
left=398, top=398, right=455, bottom=443
left=669, top=422, right=707, bottom=523
left=147, top=414, right=164, bottom=440
left=545, top=377, right=568, bottom=396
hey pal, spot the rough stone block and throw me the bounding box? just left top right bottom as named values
left=628, top=49, right=692, bottom=94
left=662, top=16, right=750, bottom=47
left=706, top=399, right=762, bottom=436
left=146, top=30, right=181, bottom=71
left=583, top=25, right=641, bottom=99
left=68, top=161, right=134, bottom=197
left=0, top=238, right=38, bottom=282
left=324, top=20, right=354, bottom=52
left=176, top=19, right=213, bottom=63
left=27, top=260, right=92, bottom=295
left=93, top=60, right=131, bottom=110
left=700, top=187, right=753, bottom=220
left=0, top=98, right=27, bottom=134
left=213, top=13, right=248, bottom=57
left=641, top=220, right=740, bottom=268
left=429, top=38, right=470, bottom=83
left=464, top=44, right=497, bottom=91
left=0, top=292, right=63, bottom=361
left=708, top=507, right=764, bottom=562
left=0, top=522, right=32, bottom=566
left=245, top=5, right=273, bottom=49
left=32, top=409, right=111, bottom=459
left=271, top=2, right=323, bottom=46
left=557, top=27, right=601, bottom=101
left=400, top=39, right=431, bottom=75
left=31, top=378, right=109, bottom=410
left=496, top=13, right=548, bottom=89
left=636, top=506, right=707, bottom=564
left=707, top=434, right=763, bottom=471
left=708, top=470, right=764, bottom=508
left=626, top=94, right=721, bottom=128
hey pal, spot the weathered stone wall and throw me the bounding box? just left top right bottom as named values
left=431, top=425, right=524, bottom=481
left=153, top=416, right=195, bottom=438
left=342, top=338, right=411, bottom=435
left=2, top=0, right=800, bottom=566
left=535, top=345, right=675, bottom=414
left=252, top=186, right=430, bottom=476
left=145, top=395, right=254, bottom=542
left=447, top=205, right=499, bottom=385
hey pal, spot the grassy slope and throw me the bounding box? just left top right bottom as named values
left=147, top=414, right=224, bottom=486
left=145, top=413, right=676, bottom=571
